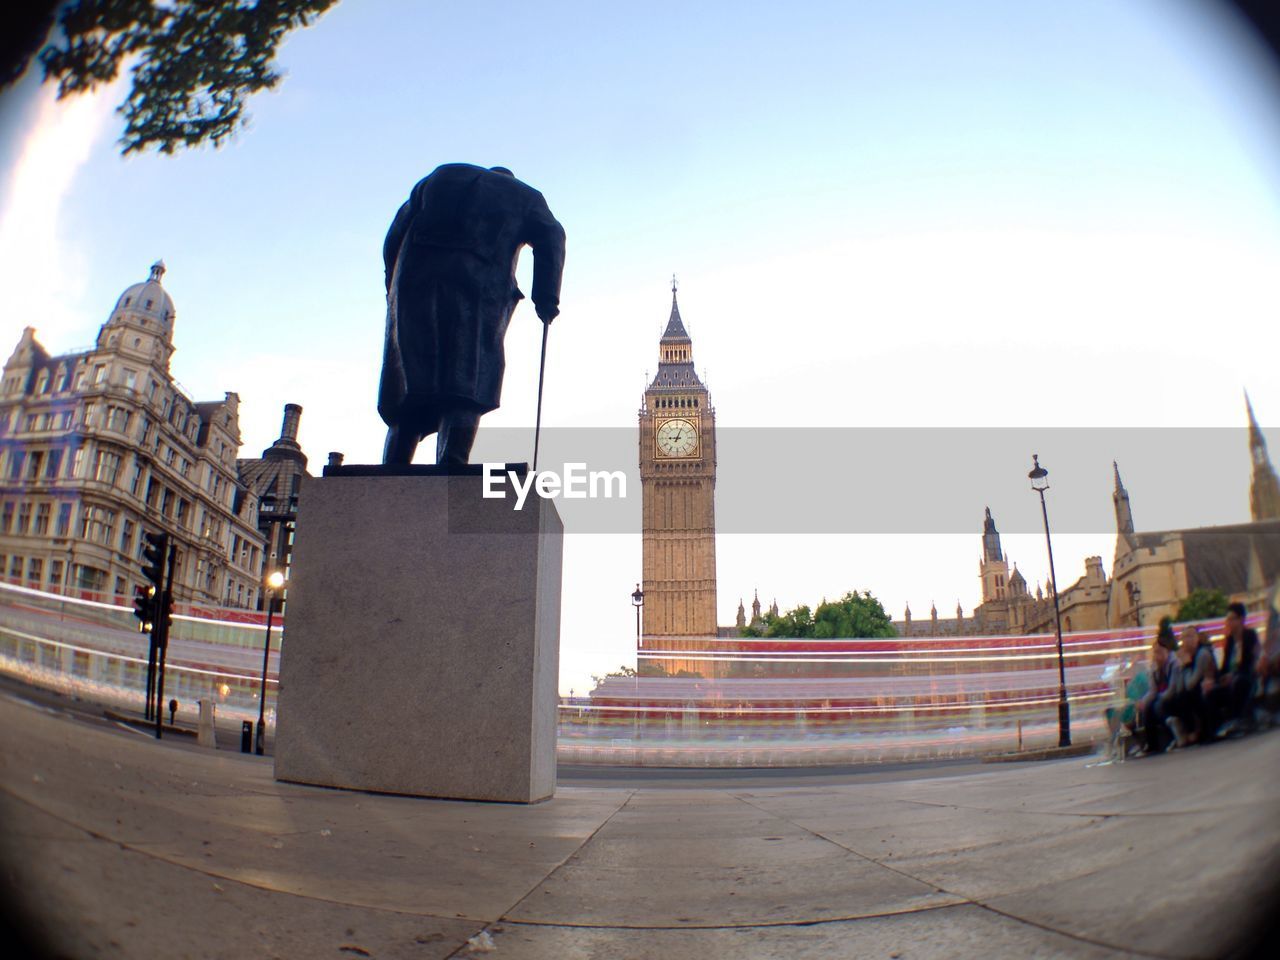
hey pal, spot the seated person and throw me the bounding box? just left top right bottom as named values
left=1138, top=634, right=1181, bottom=755
left=1208, top=602, right=1260, bottom=735
left=1105, top=658, right=1151, bottom=758
left=1257, top=584, right=1280, bottom=722
left=1166, top=625, right=1217, bottom=746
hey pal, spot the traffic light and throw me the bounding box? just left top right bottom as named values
left=159, top=591, right=174, bottom=636
left=141, top=530, right=168, bottom=591
left=133, top=585, right=156, bottom=632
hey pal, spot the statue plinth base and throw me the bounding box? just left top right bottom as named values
left=274, top=470, right=562, bottom=803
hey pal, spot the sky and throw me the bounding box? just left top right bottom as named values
left=2, top=0, right=1279, bottom=694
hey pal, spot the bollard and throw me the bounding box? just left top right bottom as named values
left=241, top=720, right=253, bottom=753
left=197, top=699, right=217, bottom=749
left=168, top=698, right=178, bottom=726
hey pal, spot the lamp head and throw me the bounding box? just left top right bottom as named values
left=1028, top=454, right=1049, bottom=492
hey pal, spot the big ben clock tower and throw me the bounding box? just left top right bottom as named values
left=639, top=280, right=719, bottom=677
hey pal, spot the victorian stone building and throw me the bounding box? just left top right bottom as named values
left=0, top=263, right=270, bottom=610
left=237, top=403, right=311, bottom=595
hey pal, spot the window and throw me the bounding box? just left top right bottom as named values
left=161, top=489, right=173, bottom=517
left=122, top=369, right=137, bottom=391
left=8, top=451, right=25, bottom=479
left=149, top=380, right=159, bottom=399
left=49, top=559, right=63, bottom=585
left=107, top=407, right=130, bottom=433
left=1, top=502, right=12, bottom=533
left=93, top=364, right=106, bottom=384
left=73, top=370, right=86, bottom=391
left=82, top=403, right=95, bottom=427
left=121, top=518, right=134, bottom=554
left=176, top=498, right=189, bottom=528
left=8, top=557, right=21, bottom=578
left=25, top=451, right=43, bottom=480
left=27, top=558, right=42, bottom=584
left=55, top=503, right=72, bottom=536
left=79, top=506, right=116, bottom=544
left=36, top=371, right=49, bottom=393
left=129, top=458, right=143, bottom=496
left=24, top=414, right=36, bottom=431
left=94, top=451, right=122, bottom=485
left=45, top=449, right=62, bottom=479
left=57, top=366, right=70, bottom=391
left=16, top=503, right=31, bottom=534
left=60, top=411, right=72, bottom=430
left=70, top=447, right=84, bottom=478
left=34, top=503, right=50, bottom=535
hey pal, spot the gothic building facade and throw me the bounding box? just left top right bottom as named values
left=638, top=283, right=719, bottom=676
left=899, top=395, right=1280, bottom=638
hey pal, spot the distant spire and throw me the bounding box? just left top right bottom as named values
left=149, top=260, right=166, bottom=283
left=1113, top=460, right=1135, bottom=538
left=662, top=278, right=690, bottom=342
left=1246, top=390, right=1280, bottom=521
left=981, top=506, right=1003, bottom=562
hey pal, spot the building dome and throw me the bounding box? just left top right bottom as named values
left=112, top=261, right=175, bottom=326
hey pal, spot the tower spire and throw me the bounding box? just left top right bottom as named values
left=1245, top=390, right=1280, bottom=521
left=1113, top=460, right=1135, bottom=539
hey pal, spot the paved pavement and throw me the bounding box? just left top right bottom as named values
left=1, top=688, right=1278, bottom=959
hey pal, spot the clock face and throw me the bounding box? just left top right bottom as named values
left=656, top=418, right=698, bottom=458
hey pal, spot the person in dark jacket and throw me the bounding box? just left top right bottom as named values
left=1208, top=602, right=1260, bottom=735
left=1139, top=636, right=1181, bottom=754
left=378, top=163, right=566, bottom=465
left=1167, top=625, right=1217, bottom=746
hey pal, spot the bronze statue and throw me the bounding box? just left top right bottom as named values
left=378, top=164, right=566, bottom=465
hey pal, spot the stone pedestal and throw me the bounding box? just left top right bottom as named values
left=274, top=470, right=562, bottom=803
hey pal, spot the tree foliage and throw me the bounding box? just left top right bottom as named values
left=742, top=590, right=896, bottom=639
left=2, top=0, right=337, bottom=155
left=1175, top=588, right=1230, bottom=623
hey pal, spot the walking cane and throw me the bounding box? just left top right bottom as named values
left=532, top=318, right=550, bottom=472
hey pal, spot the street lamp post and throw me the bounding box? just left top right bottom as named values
left=256, top=569, right=285, bottom=756
left=631, top=583, right=644, bottom=647
left=1126, top=580, right=1143, bottom=628
left=1029, top=454, right=1071, bottom=748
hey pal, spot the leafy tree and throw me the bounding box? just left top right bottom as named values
left=2, top=0, right=338, bottom=154
left=1176, top=588, right=1230, bottom=623
left=746, top=591, right=896, bottom=639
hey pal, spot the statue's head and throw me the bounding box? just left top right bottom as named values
left=490, top=166, right=515, bottom=177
